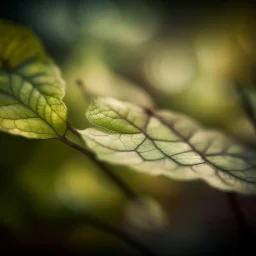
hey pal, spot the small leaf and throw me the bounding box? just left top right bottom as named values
left=80, top=97, right=256, bottom=194
left=0, top=20, right=67, bottom=139
left=124, top=196, right=169, bottom=231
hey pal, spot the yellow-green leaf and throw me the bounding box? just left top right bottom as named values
left=0, top=20, right=67, bottom=139
left=81, top=97, right=256, bottom=194
left=0, top=60, right=67, bottom=139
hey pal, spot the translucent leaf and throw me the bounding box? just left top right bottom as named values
left=0, top=20, right=67, bottom=139
left=0, top=60, right=67, bottom=139
left=80, top=97, right=256, bottom=194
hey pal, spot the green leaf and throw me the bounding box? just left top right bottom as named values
left=0, top=60, right=67, bottom=139
left=0, top=20, right=67, bottom=139
left=80, top=97, right=256, bottom=194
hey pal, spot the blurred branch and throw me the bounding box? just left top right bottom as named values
left=59, top=134, right=136, bottom=200
left=57, top=135, right=160, bottom=256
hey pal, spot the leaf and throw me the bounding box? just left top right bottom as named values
left=0, top=20, right=67, bottom=139
left=80, top=97, right=256, bottom=194
left=0, top=60, right=67, bottom=139
left=124, top=196, right=169, bottom=231
left=0, top=19, right=49, bottom=69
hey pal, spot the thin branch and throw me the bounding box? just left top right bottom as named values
left=67, top=122, right=82, bottom=138
left=58, top=135, right=137, bottom=200
left=58, top=135, right=160, bottom=255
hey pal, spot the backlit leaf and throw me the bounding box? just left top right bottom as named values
left=80, top=97, right=256, bottom=194
left=0, top=20, right=67, bottom=139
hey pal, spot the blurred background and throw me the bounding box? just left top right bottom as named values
left=1, top=0, right=256, bottom=254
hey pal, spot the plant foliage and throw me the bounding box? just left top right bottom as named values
left=0, top=20, right=67, bottom=139
left=80, top=97, right=256, bottom=194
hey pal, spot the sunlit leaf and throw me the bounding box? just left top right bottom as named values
left=80, top=97, right=256, bottom=194
left=0, top=60, right=67, bottom=139
left=0, top=20, right=67, bottom=139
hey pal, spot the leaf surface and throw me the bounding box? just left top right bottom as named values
left=80, top=97, right=256, bottom=194
left=0, top=20, right=67, bottom=139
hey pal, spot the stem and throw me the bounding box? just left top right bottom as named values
left=58, top=135, right=136, bottom=200
left=67, top=122, right=82, bottom=138
left=58, top=136, right=158, bottom=255
left=83, top=214, right=158, bottom=256
left=227, top=193, right=249, bottom=235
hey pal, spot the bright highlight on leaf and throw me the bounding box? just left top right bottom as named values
left=80, top=97, right=256, bottom=194
left=0, top=20, right=67, bottom=139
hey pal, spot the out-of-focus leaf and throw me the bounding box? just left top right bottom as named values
left=80, top=97, right=256, bottom=194
left=0, top=20, right=67, bottom=139
left=0, top=19, right=49, bottom=68
left=124, top=196, right=169, bottom=231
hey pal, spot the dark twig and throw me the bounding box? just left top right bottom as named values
left=67, top=122, right=82, bottom=138
left=58, top=135, right=136, bottom=200
left=58, top=136, right=160, bottom=255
